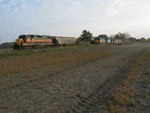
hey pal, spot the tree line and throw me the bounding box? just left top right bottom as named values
left=77, top=30, right=150, bottom=43
left=0, top=42, right=15, bottom=49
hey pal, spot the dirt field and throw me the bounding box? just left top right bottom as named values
left=0, top=43, right=150, bottom=113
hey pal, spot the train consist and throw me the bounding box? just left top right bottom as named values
left=13, top=34, right=126, bottom=49
left=13, top=35, right=76, bottom=49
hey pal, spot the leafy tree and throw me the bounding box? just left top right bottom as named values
left=75, top=37, right=82, bottom=45
left=140, top=37, right=146, bottom=41
left=128, top=37, right=137, bottom=42
left=124, top=32, right=130, bottom=39
left=0, top=42, right=15, bottom=49
left=115, top=32, right=125, bottom=39
left=80, top=30, right=93, bottom=41
left=115, top=32, right=130, bottom=39
left=136, top=37, right=146, bottom=41
left=98, top=34, right=108, bottom=39
left=147, top=38, right=150, bottom=41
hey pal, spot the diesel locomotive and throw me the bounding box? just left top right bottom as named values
left=13, top=35, right=76, bottom=49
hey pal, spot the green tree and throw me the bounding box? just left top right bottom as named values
left=115, top=32, right=130, bottom=39
left=115, top=32, right=125, bottom=39
left=128, top=37, right=137, bottom=42
left=0, top=42, right=15, bottom=49
left=80, top=30, right=92, bottom=41
left=147, top=38, right=150, bottom=41
left=140, top=37, right=146, bottom=41
left=98, top=34, right=108, bottom=40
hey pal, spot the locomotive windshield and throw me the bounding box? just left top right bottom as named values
left=19, top=35, right=26, bottom=40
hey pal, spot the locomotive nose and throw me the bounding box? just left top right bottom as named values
left=16, top=39, right=22, bottom=45
left=13, top=39, right=22, bottom=50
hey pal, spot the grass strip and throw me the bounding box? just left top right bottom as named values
left=0, top=45, right=95, bottom=58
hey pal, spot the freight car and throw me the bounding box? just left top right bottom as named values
left=93, top=38, right=106, bottom=44
left=51, top=36, right=76, bottom=46
left=92, top=37, right=125, bottom=44
left=13, top=35, right=76, bottom=49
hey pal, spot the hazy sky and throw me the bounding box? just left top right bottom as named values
left=0, top=0, right=150, bottom=43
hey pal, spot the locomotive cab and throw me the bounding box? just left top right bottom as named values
left=19, top=35, right=26, bottom=40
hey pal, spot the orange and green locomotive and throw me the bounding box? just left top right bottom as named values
left=13, top=35, right=76, bottom=49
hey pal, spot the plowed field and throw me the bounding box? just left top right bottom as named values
left=0, top=43, right=150, bottom=113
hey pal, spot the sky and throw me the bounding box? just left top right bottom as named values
left=0, top=0, right=150, bottom=43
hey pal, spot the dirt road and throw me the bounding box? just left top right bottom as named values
left=0, top=43, right=150, bottom=113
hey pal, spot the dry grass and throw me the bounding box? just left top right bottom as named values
left=108, top=86, right=135, bottom=113
left=111, top=87, right=135, bottom=105
left=106, top=49, right=150, bottom=113
left=108, top=101, right=126, bottom=113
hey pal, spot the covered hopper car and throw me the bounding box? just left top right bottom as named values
left=13, top=35, right=76, bottom=49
